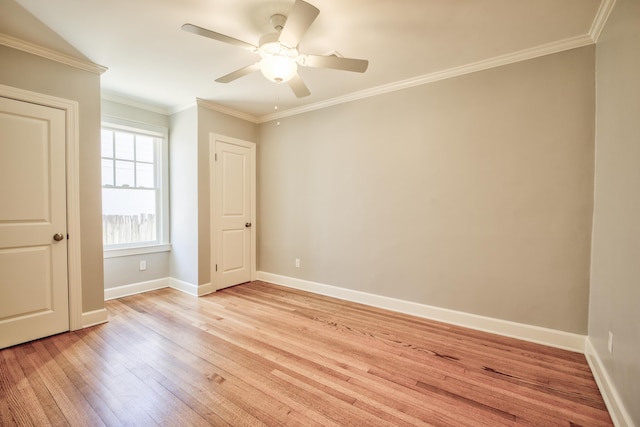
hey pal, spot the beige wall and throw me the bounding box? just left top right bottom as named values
left=258, top=46, right=595, bottom=334
left=169, top=106, right=199, bottom=285
left=0, top=45, right=105, bottom=313
left=590, top=0, right=640, bottom=423
left=104, top=252, right=169, bottom=289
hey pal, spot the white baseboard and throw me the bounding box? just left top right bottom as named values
left=196, top=282, right=215, bottom=296
left=104, top=278, right=170, bottom=300
left=169, top=278, right=214, bottom=296
left=81, top=308, right=108, bottom=328
left=168, top=277, right=198, bottom=295
left=103, top=277, right=214, bottom=300
left=585, top=338, right=635, bottom=427
left=256, top=271, right=586, bottom=353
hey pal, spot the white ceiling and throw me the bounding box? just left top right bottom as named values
left=5, top=0, right=606, bottom=119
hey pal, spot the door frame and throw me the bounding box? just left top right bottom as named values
left=0, top=84, right=83, bottom=330
left=209, top=133, right=256, bottom=291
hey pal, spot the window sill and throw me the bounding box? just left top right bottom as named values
left=103, top=244, right=171, bottom=259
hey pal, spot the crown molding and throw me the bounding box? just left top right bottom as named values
left=589, top=0, right=617, bottom=42
left=169, top=101, right=197, bottom=116
left=101, top=91, right=170, bottom=115
left=196, top=98, right=260, bottom=123
left=0, top=33, right=107, bottom=75
left=257, top=34, right=594, bottom=123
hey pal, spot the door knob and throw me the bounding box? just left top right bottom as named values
left=245, top=222, right=252, bottom=228
left=53, top=233, right=65, bottom=241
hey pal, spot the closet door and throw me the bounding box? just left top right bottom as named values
left=0, top=96, right=69, bottom=349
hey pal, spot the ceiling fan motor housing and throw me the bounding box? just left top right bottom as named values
left=270, top=14, right=287, bottom=32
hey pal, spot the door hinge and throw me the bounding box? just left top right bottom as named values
left=215, top=153, right=218, bottom=161
left=215, top=264, right=218, bottom=272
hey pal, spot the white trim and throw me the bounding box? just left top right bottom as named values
left=101, top=117, right=170, bottom=252
left=0, top=84, right=85, bottom=331
left=191, top=33, right=598, bottom=124
left=168, top=278, right=214, bottom=296
left=101, top=114, right=168, bottom=136
left=589, top=0, right=618, bottom=42
left=585, top=338, right=635, bottom=427
left=210, top=134, right=257, bottom=291
left=197, top=98, right=259, bottom=123
left=257, top=272, right=586, bottom=353
left=101, top=91, right=170, bottom=115
left=103, top=277, right=212, bottom=300
left=197, top=282, right=215, bottom=296
left=104, top=278, right=170, bottom=300
left=64, top=95, right=83, bottom=331
left=257, top=34, right=594, bottom=123
left=2, top=9, right=611, bottom=124
left=0, top=33, right=107, bottom=75
left=103, top=244, right=171, bottom=259
left=169, top=101, right=197, bottom=116
left=168, top=278, right=198, bottom=295
left=81, top=308, right=108, bottom=328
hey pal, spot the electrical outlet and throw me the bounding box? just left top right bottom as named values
left=139, top=260, right=147, bottom=271
left=295, top=258, right=300, bottom=268
left=608, top=331, right=614, bottom=354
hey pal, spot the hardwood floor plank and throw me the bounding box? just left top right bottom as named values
left=0, top=281, right=612, bottom=426
left=181, top=297, right=490, bottom=425
left=104, top=302, right=274, bottom=426
left=225, top=283, right=609, bottom=420
left=110, top=296, right=339, bottom=427
left=168, top=284, right=608, bottom=427
left=109, top=298, right=345, bottom=426
left=74, top=328, right=217, bottom=427
left=25, top=340, right=106, bottom=426
left=1, top=347, right=51, bottom=425
left=12, top=344, right=69, bottom=426
left=49, top=329, right=197, bottom=426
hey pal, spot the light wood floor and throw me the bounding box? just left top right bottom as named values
left=1, top=281, right=612, bottom=426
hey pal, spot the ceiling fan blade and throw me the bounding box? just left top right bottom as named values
left=278, top=0, right=320, bottom=48
left=302, top=55, right=369, bottom=73
left=288, top=73, right=311, bottom=98
left=215, top=63, right=260, bottom=83
left=182, top=23, right=256, bottom=50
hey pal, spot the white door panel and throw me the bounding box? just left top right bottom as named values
left=213, top=137, right=255, bottom=290
left=0, top=96, right=69, bottom=349
left=222, top=228, right=246, bottom=272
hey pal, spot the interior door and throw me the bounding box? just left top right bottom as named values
left=213, top=137, right=255, bottom=290
left=0, top=96, right=69, bottom=349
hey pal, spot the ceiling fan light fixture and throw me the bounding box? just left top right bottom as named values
left=260, top=55, right=297, bottom=83
left=258, top=39, right=299, bottom=83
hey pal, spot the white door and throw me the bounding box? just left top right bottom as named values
left=212, top=136, right=255, bottom=290
left=0, top=96, right=69, bottom=349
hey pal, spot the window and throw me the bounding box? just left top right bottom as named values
left=101, top=118, right=169, bottom=254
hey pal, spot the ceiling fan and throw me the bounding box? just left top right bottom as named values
left=182, top=0, right=369, bottom=98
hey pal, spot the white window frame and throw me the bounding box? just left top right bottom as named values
left=101, top=116, right=170, bottom=258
